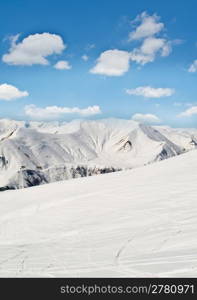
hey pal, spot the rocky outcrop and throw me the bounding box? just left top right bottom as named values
left=1, top=165, right=121, bottom=191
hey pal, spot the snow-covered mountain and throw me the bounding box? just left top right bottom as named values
left=0, top=118, right=197, bottom=190
left=0, top=149, right=197, bottom=277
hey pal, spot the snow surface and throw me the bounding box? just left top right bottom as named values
left=0, top=149, right=197, bottom=277
left=1, top=118, right=196, bottom=190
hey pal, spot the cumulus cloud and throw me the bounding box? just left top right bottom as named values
left=24, top=104, right=101, bottom=120
left=132, top=113, right=161, bottom=124
left=89, top=12, right=179, bottom=76
left=90, top=49, right=130, bottom=76
left=131, top=35, right=172, bottom=66
left=2, top=33, right=66, bottom=66
left=90, top=12, right=176, bottom=75
left=128, top=12, right=164, bottom=41
left=128, top=12, right=174, bottom=65
left=0, top=83, right=29, bottom=101
left=140, top=37, right=168, bottom=56
left=126, top=86, right=174, bottom=98
left=82, top=54, right=89, bottom=61
left=178, top=106, right=197, bottom=117
left=54, top=60, right=71, bottom=70
left=188, top=60, right=197, bottom=72
left=130, top=37, right=171, bottom=65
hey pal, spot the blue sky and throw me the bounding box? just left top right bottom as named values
left=0, top=0, right=197, bottom=127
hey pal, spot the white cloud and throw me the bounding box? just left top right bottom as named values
left=82, top=54, right=89, bottom=61
left=161, top=41, right=172, bottom=56
left=90, top=12, right=177, bottom=75
left=9, top=34, right=21, bottom=47
left=129, top=49, right=154, bottom=65
left=54, top=60, right=71, bottom=70
left=132, top=113, right=161, bottom=124
left=90, top=49, right=130, bottom=76
left=179, top=106, right=197, bottom=117
left=129, top=12, right=164, bottom=41
left=188, top=60, right=197, bottom=72
left=128, top=12, right=174, bottom=65
left=141, top=37, right=166, bottom=55
left=130, top=37, right=171, bottom=65
left=0, top=83, right=29, bottom=101
left=24, top=104, right=101, bottom=120
left=126, top=86, right=174, bottom=98
left=2, top=33, right=66, bottom=66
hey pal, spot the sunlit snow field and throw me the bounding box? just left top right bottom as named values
left=0, top=150, right=197, bottom=277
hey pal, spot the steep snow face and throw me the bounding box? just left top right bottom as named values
left=0, top=150, right=197, bottom=277
left=0, top=118, right=196, bottom=190
left=154, top=125, right=197, bottom=151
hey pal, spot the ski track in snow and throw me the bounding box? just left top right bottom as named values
left=0, top=149, right=197, bottom=277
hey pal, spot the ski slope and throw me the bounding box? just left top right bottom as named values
left=0, top=149, right=197, bottom=277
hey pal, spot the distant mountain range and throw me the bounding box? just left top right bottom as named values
left=0, top=118, right=197, bottom=190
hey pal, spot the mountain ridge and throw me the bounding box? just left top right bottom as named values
left=0, top=118, right=196, bottom=190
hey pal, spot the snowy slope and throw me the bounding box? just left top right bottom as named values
left=1, top=118, right=196, bottom=190
left=0, top=149, right=197, bottom=277
left=154, top=125, right=197, bottom=150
